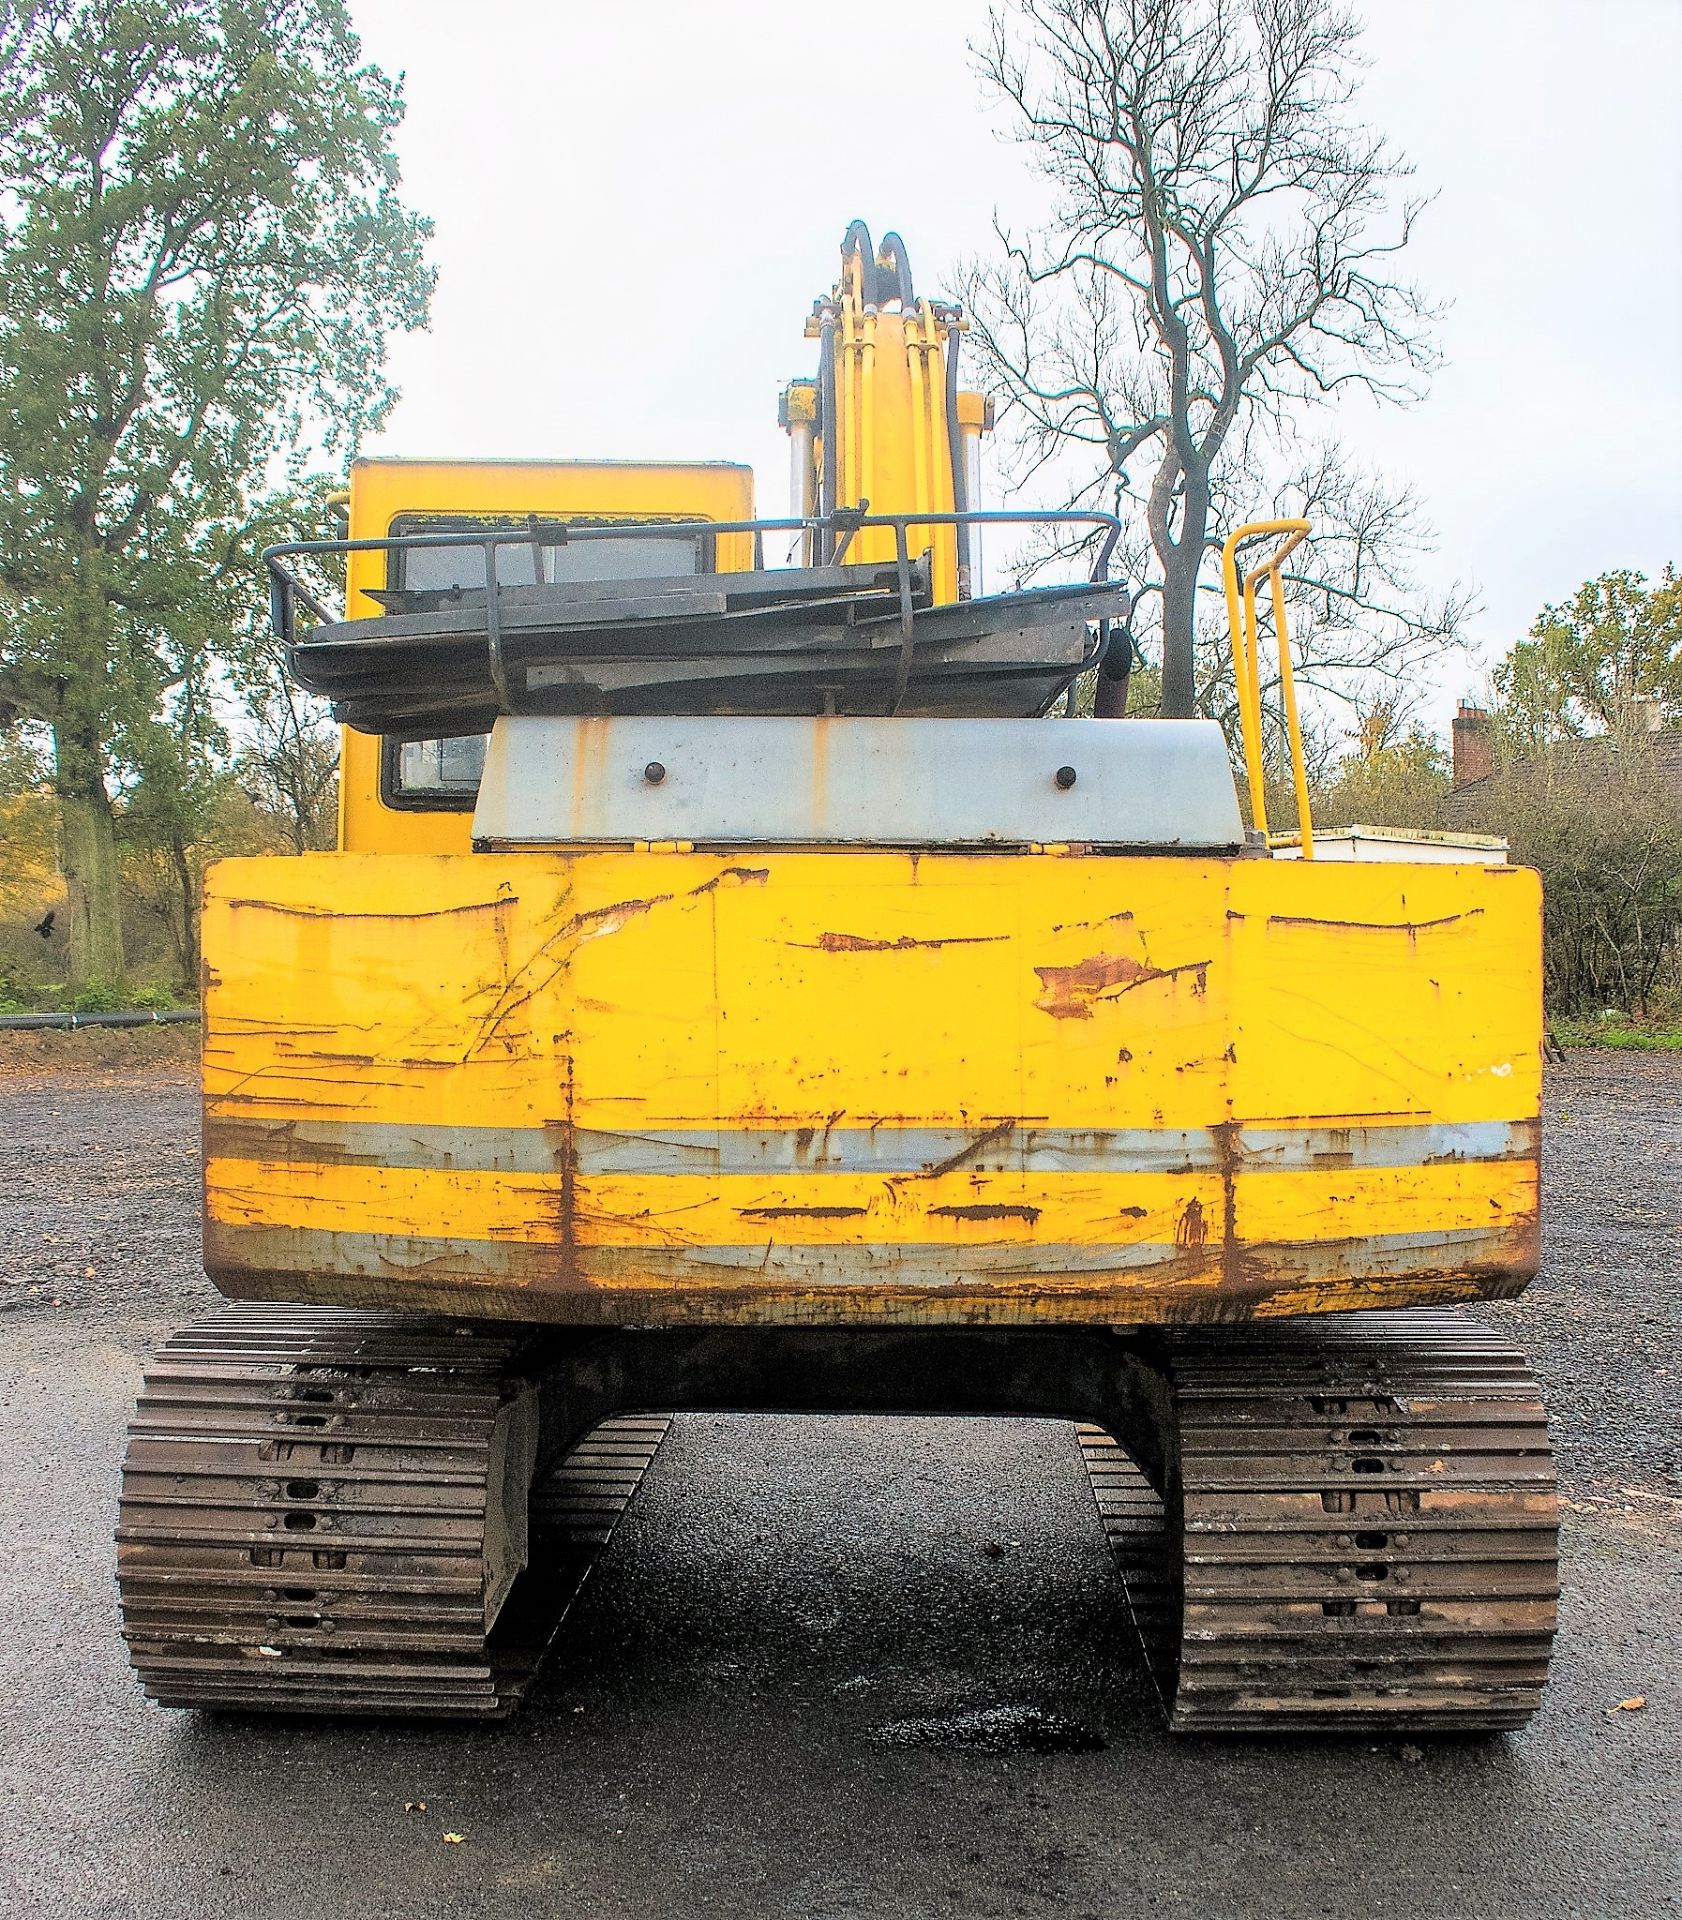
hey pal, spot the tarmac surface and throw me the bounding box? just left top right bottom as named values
left=0, top=1041, right=1677, bottom=1919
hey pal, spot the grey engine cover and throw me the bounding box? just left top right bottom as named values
left=472, top=715, right=1244, bottom=850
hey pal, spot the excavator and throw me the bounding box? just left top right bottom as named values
left=116, top=225, right=1558, bottom=1733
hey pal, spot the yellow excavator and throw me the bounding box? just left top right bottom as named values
left=116, top=225, right=1557, bottom=1732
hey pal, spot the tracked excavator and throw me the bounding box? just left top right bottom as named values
left=117, top=225, right=1558, bottom=1732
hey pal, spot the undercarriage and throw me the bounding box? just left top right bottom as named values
left=119, top=1308, right=1557, bottom=1732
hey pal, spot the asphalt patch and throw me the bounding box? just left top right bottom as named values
left=875, top=1703, right=1107, bottom=1753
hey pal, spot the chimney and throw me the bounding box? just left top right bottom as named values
left=1452, top=702, right=1493, bottom=788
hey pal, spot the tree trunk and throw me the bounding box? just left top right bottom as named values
left=1159, top=544, right=1200, bottom=718
left=171, top=831, right=199, bottom=991
left=53, top=723, right=126, bottom=992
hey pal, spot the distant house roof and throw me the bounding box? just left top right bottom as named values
left=1442, top=728, right=1682, bottom=828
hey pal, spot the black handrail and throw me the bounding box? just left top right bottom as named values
left=261, top=508, right=1127, bottom=719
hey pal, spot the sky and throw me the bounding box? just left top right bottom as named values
left=348, top=0, right=1682, bottom=735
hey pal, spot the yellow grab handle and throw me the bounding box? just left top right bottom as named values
left=1220, top=520, right=1314, bottom=857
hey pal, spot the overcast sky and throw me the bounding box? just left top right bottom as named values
left=349, top=0, right=1682, bottom=733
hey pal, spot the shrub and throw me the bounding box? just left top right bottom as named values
left=1463, top=739, right=1682, bottom=1015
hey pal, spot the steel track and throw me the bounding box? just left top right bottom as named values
left=1079, top=1311, right=1559, bottom=1733
left=118, top=1306, right=667, bottom=1717
left=120, top=1304, right=1556, bottom=1733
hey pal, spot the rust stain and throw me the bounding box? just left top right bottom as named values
left=556, top=1052, right=579, bottom=1285
left=1213, top=1119, right=1241, bottom=1288
left=1174, top=1196, right=1208, bottom=1250
left=811, top=713, right=830, bottom=822
left=921, top=1118, right=1017, bottom=1179
left=1033, top=954, right=1210, bottom=1020
left=692, top=865, right=771, bottom=895
left=801, top=930, right=1008, bottom=953
left=928, top=1203, right=1043, bottom=1224
left=790, top=1111, right=847, bottom=1164
left=738, top=1204, right=869, bottom=1220
left=222, top=897, right=511, bottom=920
left=1266, top=910, right=1483, bottom=934
left=1050, top=909, right=1136, bottom=933
left=208, top=1223, right=1539, bottom=1330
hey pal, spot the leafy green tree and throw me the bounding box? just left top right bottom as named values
left=1470, top=568, right=1682, bottom=1015
left=1493, top=567, right=1682, bottom=747
left=0, top=0, right=432, bottom=989
left=121, top=709, right=280, bottom=990
left=1459, top=744, right=1682, bottom=1016
left=221, top=473, right=346, bottom=854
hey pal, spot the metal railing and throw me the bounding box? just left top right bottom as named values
left=1221, top=519, right=1314, bottom=859
left=261, top=507, right=1126, bottom=718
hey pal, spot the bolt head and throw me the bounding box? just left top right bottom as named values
left=644, top=760, right=667, bottom=785
left=1054, top=764, right=1078, bottom=789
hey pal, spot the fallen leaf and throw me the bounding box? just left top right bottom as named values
left=404, top=1801, right=426, bottom=1813
left=1612, top=1696, right=1647, bottom=1713
left=442, top=1832, right=464, bottom=1845
left=84, top=1267, right=96, bottom=1278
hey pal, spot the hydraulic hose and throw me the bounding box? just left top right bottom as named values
left=944, top=316, right=971, bottom=594
left=877, top=231, right=914, bottom=307
left=817, top=310, right=838, bottom=560
left=840, top=220, right=878, bottom=308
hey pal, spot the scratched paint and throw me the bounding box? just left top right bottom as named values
left=1033, top=954, right=1210, bottom=1021
left=199, top=848, right=1543, bottom=1327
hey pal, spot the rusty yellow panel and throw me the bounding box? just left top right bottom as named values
left=204, top=1160, right=1221, bottom=1251
left=336, top=458, right=757, bottom=857
left=203, top=1154, right=1531, bottom=1287
left=201, top=847, right=1541, bottom=1327
left=1225, top=859, right=1542, bottom=1126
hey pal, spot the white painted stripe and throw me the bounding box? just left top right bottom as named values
left=205, top=1115, right=1533, bottom=1179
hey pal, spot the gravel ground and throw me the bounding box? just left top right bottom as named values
left=0, top=1044, right=1677, bottom=1919
left=1486, top=1053, right=1682, bottom=1506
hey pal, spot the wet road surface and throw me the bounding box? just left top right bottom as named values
left=0, top=1048, right=1677, bottom=1918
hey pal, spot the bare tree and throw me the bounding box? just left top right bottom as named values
left=963, top=0, right=1463, bottom=719
left=235, top=663, right=340, bottom=856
